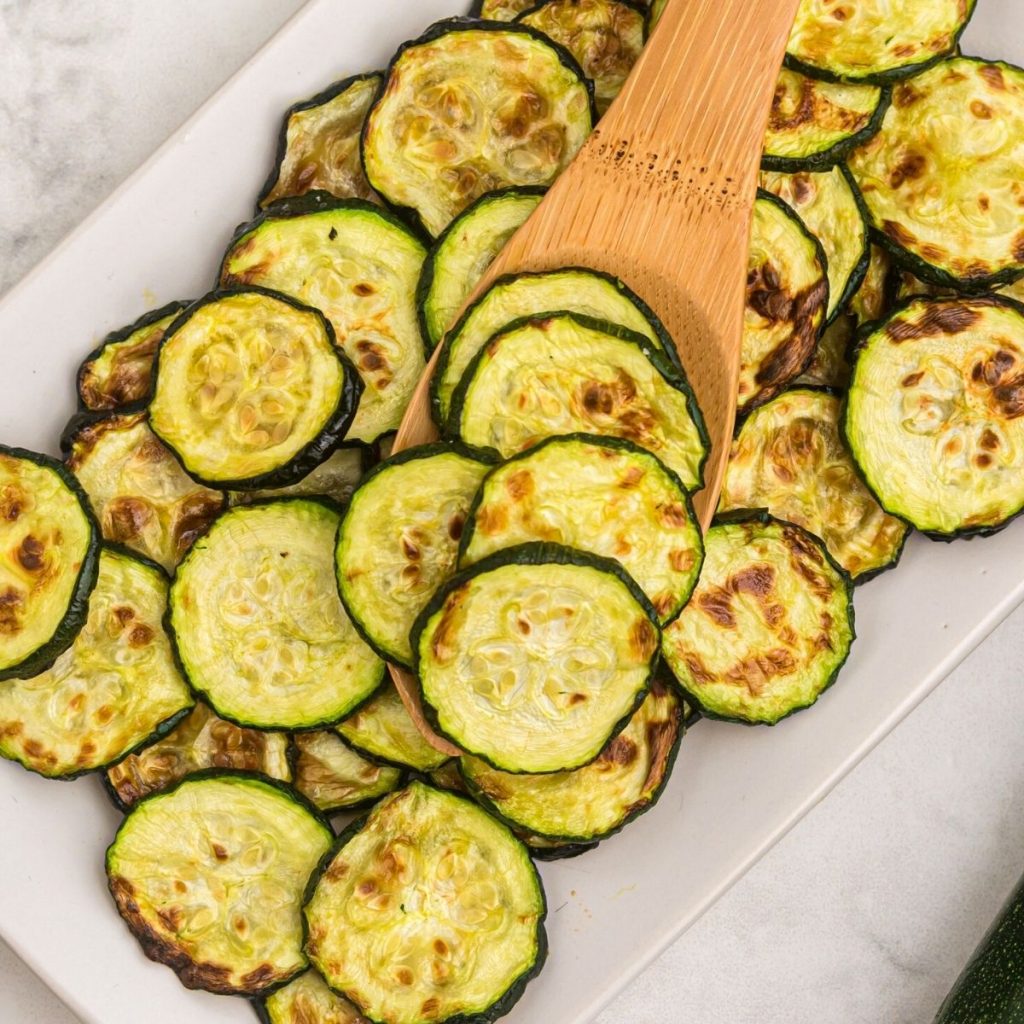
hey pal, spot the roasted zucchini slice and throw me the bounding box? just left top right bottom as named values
left=849, top=243, right=892, bottom=326
left=258, top=73, right=381, bottom=208
left=662, top=513, right=855, bottom=725
left=844, top=296, right=1024, bottom=538
left=0, top=548, right=192, bottom=778
left=290, top=731, right=401, bottom=813
left=517, top=0, right=646, bottom=115
left=759, top=167, right=869, bottom=322
left=65, top=412, right=225, bottom=572
left=433, top=265, right=675, bottom=424
left=221, top=195, right=427, bottom=444
left=107, top=773, right=332, bottom=995
left=362, top=19, right=594, bottom=236
left=258, top=971, right=369, bottom=1024
left=786, top=0, right=976, bottom=84
left=740, top=192, right=829, bottom=412
left=894, top=269, right=1024, bottom=308
left=418, top=186, right=544, bottom=348
left=77, top=301, right=188, bottom=413
left=646, top=0, right=666, bottom=29
left=460, top=434, right=703, bottom=622
left=304, top=781, right=546, bottom=1023
left=849, top=58, right=1024, bottom=291
left=472, top=0, right=540, bottom=18
left=0, top=446, right=99, bottom=681
left=337, top=681, right=451, bottom=773
left=460, top=676, right=682, bottom=842
left=231, top=446, right=368, bottom=507
left=451, top=312, right=708, bottom=491
left=169, top=500, right=384, bottom=731
left=795, top=315, right=853, bottom=389
left=762, top=69, right=889, bottom=173
left=720, top=388, right=908, bottom=580
left=149, top=289, right=359, bottom=489
left=105, top=702, right=291, bottom=811
left=413, top=542, right=658, bottom=773
left=336, top=443, right=493, bottom=668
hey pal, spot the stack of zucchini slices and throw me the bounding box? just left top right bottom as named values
left=3, top=0, right=1024, bottom=1022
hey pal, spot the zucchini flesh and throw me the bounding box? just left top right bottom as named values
left=261, top=971, right=369, bottom=1024
left=362, top=21, right=594, bottom=236
left=786, top=0, right=976, bottom=84
left=337, top=681, right=451, bottom=773
left=662, top=513, right=855, bottom=725
left=849, top=243, right=892, bottom=326
left=0, top=548, right=192, bottom=778
left=795, top=314, right=853, bottom=389
left=844, top=296, right=1024, bottom=537
left=221, top=196, right=427, bottom=444
left=169, top=501, right=384, bottom=731
left=231, top=446, right=367, bottom=507
left=336, top=444, right=493, bottom=667
left=418, top=186, right=544, bottom=348
left=77, top=302, right=187, bottom=413
left=460, top=433, right=703, bottom=623
left=450, top=312, right=708, bottom=492
left=413, top=543, right=658, bottom=774
left=720, top=388, right=908, bottom=580
left=474, top=0, right=538, bottom=18
left=741, top=193, right=829, bottom=411
left=0, top=446, right=99, bottom=681
left=66, top=413, right=225, bottom=572
left=460, top=677, right=682, bottom=842
left=762, top=68, right=888, bottom=172
left=105, top=702, right=291, bottom=811
left=106, top=773, right=332, bottom=995
left=759, top=167, right=869, bottom=322
left=433, top=266, right=674, bottom=424
left=849, top=58, right=1024, bottom=290
left=258, top=74, right=381, bottom=208
left=517, top=0, right=646, bottom=115
left=291, top=731, right=401, bottom=813
left=304, top=781, right=546, bottom=1024
left=150, top=289, right=359, bottom=488
left=647, top=0, right=666, bottom=29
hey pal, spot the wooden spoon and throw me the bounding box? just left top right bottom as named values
left=389, top=0, right=802, bottom=755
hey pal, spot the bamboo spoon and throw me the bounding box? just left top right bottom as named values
left=389, top=0, right=802, bottom=754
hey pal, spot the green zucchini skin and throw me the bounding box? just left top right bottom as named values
left=934, top=869, right=1024, bottom=1023
left=0, top=445, right=101, bottom=682
left=149, top=287, right=363, bottom=491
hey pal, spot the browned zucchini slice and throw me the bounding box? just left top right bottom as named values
left=231, top=446, right=368, bottom=507
left=290, top=731, right=401, bottom=813
left=258, top=971, right=369, bottom=1024
left=795, top=315, right=854, bottom=389
left=849, top=243, right=892, bottom=326
left=473, top=0, right=542, bottom=18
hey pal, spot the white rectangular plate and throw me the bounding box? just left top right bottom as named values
left=1, top=2, right=1022, bottom=1022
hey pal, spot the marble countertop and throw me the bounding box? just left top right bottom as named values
left=1, top=2, right=1023, bottom=1022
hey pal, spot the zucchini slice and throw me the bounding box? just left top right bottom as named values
left=720, top=388, right=908, bottom=580
left=77, top=301, right=188, bottom=413
left=646, top=0, right=665, bottom=29
left=107, top=773, right=332, bottom=995
left=759, top=166, right=869, bottom=322
left=304, top=781, right=546, bottom=1023
left=451, top=312, right=708, bottom=490
left=105, top=702, right=291, bottom=812
left=0, top=548, right=192, bottom=778
left=795, top=315, right=853, bottom=389
left=220, top=195, right=427, bottom=444
left=472, top=0, right=540, bottom=18
left=844, top=296, right=1024, bottom=538
left=460, top=433, right=703, bottom=622
left=149, top=289, right=359, bottom=489
left=662, top=513, right=855, bottom=725
left=336, top=443, right=493, bottom=668
left=433, top=266, right=676, bottom=424
left=413, top=542, right=659, bottom=773
left=232, top=446, right=368, bottom=507
left=849, top=58, right=1024, bottom=291
left=762, top=69, right=889, bottom=173
left=785, top=0, right=976, bottom=84
left=418, top=186, right=544, bottom=348
left=460, top=676, right=682, bottom=842
left=0, top=446, right=99, bottom=681
left=290, top=731, right=401, bottom=813
left=740, top=192, right=829, bottom=412
left=516, top=0, right=646, bottom=115
left=337, top=681, right=451, bottom=773
left=258, top=971, right=369, bottom=1024
left=66, top=413, right=225, bottom=573
left=258, top=73, right=382, bottom=209
left=849, top=243, right=892, bottom=326
left=169, top=500, right=384, bottom=731
left=362, top=19, right=594, bottom=236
